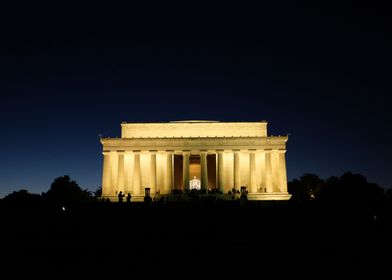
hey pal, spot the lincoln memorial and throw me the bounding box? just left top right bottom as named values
left=100, top=120, right=291, bottom=201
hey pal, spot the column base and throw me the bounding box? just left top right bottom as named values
left=100, top=195, right=118, bottom=202
left=102, top=192, right=292, bottom=202
left=101, top=195, right=145, bottom=202
left=247, top=192, right=292, bottom=201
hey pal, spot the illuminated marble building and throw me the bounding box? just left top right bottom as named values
left=100, top=121, right=291, bottom=201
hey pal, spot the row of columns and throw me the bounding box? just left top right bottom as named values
left=102, top=151, right=174, bottom=196
left=102, top=150, right=287, bottom=196
left=214, top=150, right=287, bottom=194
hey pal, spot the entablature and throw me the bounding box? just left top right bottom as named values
left=101, top=136, right=287, bottom=151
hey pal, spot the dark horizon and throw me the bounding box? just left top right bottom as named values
left=1, top=2, right=391, bottom=197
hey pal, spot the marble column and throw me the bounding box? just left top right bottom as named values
left=265, top=151, right=273, bottom=193
left=182, top=152, right=190, bottom=192
left=110, top=151, right=119, bottom=194
left=278, top=150, right=288, bottom=192
left=124, top=152, right=133, bottom=194
left=217, top=151, right=225, bottom=193
left=260, top=151, right=266, bottom=192
left=200, top=151, right=208, bottom=191
left=102, top=152, right=111, bottom=196
left=117, top=152, right=125, bottom=193
left=234, top=151, right=241, bottom=191
left=133, top=153, right=141, bottom=195
left=249, top=151, right=257, bottom=193
left=150, top=153, right=157, bottom=194
left=271, top=150, right=280, bottom=192
left=165, top=152, right=173, bottom=194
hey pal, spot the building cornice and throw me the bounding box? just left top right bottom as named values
left=100, top=136, right=288, bottom=151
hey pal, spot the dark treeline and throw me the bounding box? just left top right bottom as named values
left=1, top=172, right=391, bottom=216
left=1, top=172, right=391, bottom=277
left=0, top=175, right=92, bottom=207
left=289, top=172, right=389, bottom=218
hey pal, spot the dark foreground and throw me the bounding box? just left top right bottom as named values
left=1, top=199, right=391, bottom=278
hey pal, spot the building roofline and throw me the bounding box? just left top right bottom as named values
left=100, top=135, right=288, bottom=140
left=121, top=120, right=268, bottom=124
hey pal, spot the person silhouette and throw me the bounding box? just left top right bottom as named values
left=118, top=191, right=124, bottom=203
left=126, top=193, right=131, bottom=203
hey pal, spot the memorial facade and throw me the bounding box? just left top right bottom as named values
left=100, top=120, right=291, bottom=201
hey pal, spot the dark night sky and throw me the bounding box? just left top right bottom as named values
left=0, top=1, right=391, bottom=197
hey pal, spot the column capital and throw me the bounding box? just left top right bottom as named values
left=277, top=149, right=287, bottom=154
left=103, top=151, right=111, bottom=156
left=182, top=151, right=191, bottom=156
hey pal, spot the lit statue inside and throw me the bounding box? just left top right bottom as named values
left=190, top=176, right=201, bottom=190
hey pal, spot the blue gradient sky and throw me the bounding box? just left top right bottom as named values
left=0, top=2, right=391, bottom=197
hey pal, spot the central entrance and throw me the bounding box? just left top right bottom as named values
left=173, top=154, right=217, bottom=191
left=189, top=155, right=201, bottom=180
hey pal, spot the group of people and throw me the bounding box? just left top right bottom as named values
left=117, top=191, right=131, bottom=203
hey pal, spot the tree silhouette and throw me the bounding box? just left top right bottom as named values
left=288, top=173, right=324, bottom=204
left=288, top=172, right=385, bottom=219
left=317, top=172, right=384, bottom=216
left=1, top=189, right=41, bottom=207
left=94, top=186, right=102, bottom=198
left=44, top=175, right=91, bottom=205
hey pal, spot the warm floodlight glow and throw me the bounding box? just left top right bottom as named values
left=101, top=120, right=291, bottom=201
left=120, top=121, right=268, bottom=138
